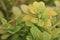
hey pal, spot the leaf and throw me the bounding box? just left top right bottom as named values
left=47, top=7, right=57, bottom=16
left=33, top=1, right=45, bottom=13
left=41, top=10, right=48, bottom=20
left=26, top=36, right=33, bottom=40
left=28, top=1, right=45, bottom=15
left=1, top=18, right=8, bottom=28
left=51, top=28, right=60, bottom=39
left=51, top=17, right=57, bottom=25
left=25, top=21, right=33, bottom=26
left=20, top=5, right=29, bottom=13
left=55, top=0, right=60, bottom=7
left=42, top=31, right=51, bottom=40
left=28, top=4, right=36, bottom=14
left=39, top=2, right=45, bottom=12
left=11, top=34, right=21, bottom=40
left=37, top=19, right=44, bottom=27
left=30, top=25, right=42, bottom=40
left=37, top=20, right=44, bottom=27
left=23, top=15, right=32, bottom=21
left=31, top=17, right=38, bottom=24
left=18, top=26, right=30, bottom=37
left=1, top=18, right=7, bottom=25
left=26, top=33, right=34, bottom=40
left=8, top=26, right=22, bottom=34
left=44, top=19, right=52, bottom=28
left=1, top=33, right=11, bottom=40
left=16, top=16, right=23, bottom=25
left=12, top=6, right=22, bottom=18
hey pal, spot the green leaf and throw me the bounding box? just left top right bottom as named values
left=16, top=16, right=23, bottom=25
left=12, top=6, right=22, bottom=18
left=25, top=21, right=33, bottom=26
left=1, top=18, right=8, bottom=28
left=51, top=28, right=60, bottom=39
left=1, top=18, right=7, bottom=25
left=52, top=17, right=57, bottom=25
left=55, top=0, right=60, bottom=7
left=31, top=18, right=38, bottom=24
left=26, top=34, right=34, bottom=40
left=30, top=25, right=42, bottom=40
left=39, top=2, right=45, bottom=13
left=1, top=33, right=11, bottom=40
left=20, top=5, right=29, bottom=13
left=37, top=19, right=44, bottom=27
left=11, top=34, right=21, bottom=40
left=8, top=26, right=22, bottom=34
left=41, top=10, right=48, bottom=20
left=42, top=31, right=51, bottom=40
